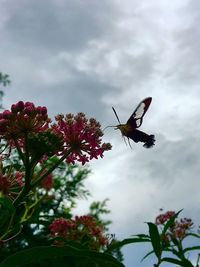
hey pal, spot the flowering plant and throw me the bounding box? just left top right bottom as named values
left=0, top=101, right=125, bottom=267
left=0, top=75, right=199, bottom=266
left=106, top=210, right=200, bottom=267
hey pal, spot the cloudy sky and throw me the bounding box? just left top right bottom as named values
left=1, top=0, right=200, bottom=266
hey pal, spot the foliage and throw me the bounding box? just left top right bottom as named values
left=0, top=72, right=10, bottom=109
left=106, top=210, right=200, bottom=266
left=0, top=100, right=124, bottom=267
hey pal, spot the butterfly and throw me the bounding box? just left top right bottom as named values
left=106, top=97, right=155, bottom=148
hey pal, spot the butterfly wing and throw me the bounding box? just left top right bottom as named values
left=127, top=97, right=152, bottom=128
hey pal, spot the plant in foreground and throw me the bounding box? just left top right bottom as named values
left=0, top=101, right=124, bottom=267
left=106, top=210, right=200, bottom=267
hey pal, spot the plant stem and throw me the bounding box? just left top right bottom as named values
left=30, top=148, right=72, bottom=189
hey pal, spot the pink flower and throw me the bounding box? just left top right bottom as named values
left=41, top=173, right=54, bottom=191
left=155, top=211, right=176, bottom=225
left=0, top=174, right=11, bottom=195
left=171, top=218, right=193, bottom=240
left=15, top=171, right=24, bottom=187
left=0, top=102, right=111, bottom=165
left=155, top=211, right=194, bottom=241
left=0, top=101, right=50, bottom=139
left=49, top=215, right=109, bottom=250
left=53, top=113, right=111, bottom=165
left=49, top=218, right=76, bottom=237
left=0, top=168, right=24, bottom=197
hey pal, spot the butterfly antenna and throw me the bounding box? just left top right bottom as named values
left=103, top=107, right=121, bottom=131
left=112, top=107, right=128, bottom=146
left=112, top=107, right=121, bottom=124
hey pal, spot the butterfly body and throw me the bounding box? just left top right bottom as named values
left=112, top=97, right=155, bottom=148
left=115, top=123, right=133, bottom=136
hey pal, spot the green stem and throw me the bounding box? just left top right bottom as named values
left=13, top=133, right=32, bottom=207
left=13, top=138, right=25, bottom=165
left=176, top=241, right=194, bottom=267
left=31, top=148, right=72, bottom=189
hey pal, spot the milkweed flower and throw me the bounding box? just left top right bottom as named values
left=15, top=171, right=24, bottom=187
left=0, top=101, right=111, bottom=165
left=49, top=215, right=109, bottom=250
left=171, top=218, right=193, bottom=240
left=0, top=101, right=50, bottom=139
left=53, top=113, right=111, bottom=165
left=0, top=171, right=24, bottom=197
left=40, top=173, right=54, bottom=191
left=0, top=174, right=11, bottom=195
left=155, top=211, right=176, bottom=225
left=155, top=210, right=193, bottom=241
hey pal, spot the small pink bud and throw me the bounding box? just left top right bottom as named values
left=2, top=110, right=12, bottom=119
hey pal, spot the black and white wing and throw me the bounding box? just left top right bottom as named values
left=127, top=97, right=152, bottom=128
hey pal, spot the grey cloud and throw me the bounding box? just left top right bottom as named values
left=3, top=0, right=117, bottom=53
left=167, top=0, right=200, bottom=87
left=128, top=135, right=200, bottom=184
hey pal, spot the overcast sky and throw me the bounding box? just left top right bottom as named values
left=1, top=0, right=200, bottom=266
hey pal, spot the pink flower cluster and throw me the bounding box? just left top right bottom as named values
left=0, top=101, right=50, bottom=139
left=155, top=211, right=176, bottom=225
left=53, top=113, right=111, bottom=164
left=170, top=218, right=193, bottom=239
left=155, top=210, right=193, bottom=241
left=0, top=102, right=111, bottom=165
left=49, top=215, right=108, bottom=250
left=40, top=173, right=54, bottom=191
left=0, top=171, right=24, bottom=197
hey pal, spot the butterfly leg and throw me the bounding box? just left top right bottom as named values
left=122, top=135, right=128, bottom=146
left=127, top=138, right=132, bottom=149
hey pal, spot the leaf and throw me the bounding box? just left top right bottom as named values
left=0, top=195, right=15, bottom=225
left=161, top=257, right=186, bottom=266
left=106, top=237, right=150, bottom=252
left=161, top=257, right=194, bottom=267
left=0, top=194, right=15, bottom=213
left=0, top=245, right=125, bottom=267
left=185, top=233, right=200, bottom=239
left=147, top=222, right=162, bottom=259
left=183, top=246, right=200, bottom=254
left=141, top=250, right=154, bottom=262
left=134, top=234, right=150, bottom=238
left=163, top=209, right=183, bottom=235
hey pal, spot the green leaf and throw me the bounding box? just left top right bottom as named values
left=0, top=194, right=15, bottom=212
left=141, top=250, right=154, bottom=262
left=161, top=257, right=186, bottom=266
left=185, top=233, right=200, bottom=239
left=183, top=245, right=200, bottom=254
left=163, top=209, right=183, bottom=235
left=147, top=222, right=162, bottom=260
left=0, top=245, right=125, bottom=267
left=161, top=257, right=194, bottom=267
left=0, top=194, right=15, bottom=225
left=134, top=234, right=150, bottom=238
left=106, top=237, right=150, bottom=252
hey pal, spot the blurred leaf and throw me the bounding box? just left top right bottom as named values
left=161, top=257, right=186, bottom=266
left=0, top=245, right=125, bottom=267
left=183, top=246, right=200, bottom=254
left=161, top=257, right=194, bottom=267
left=0, top=195, right=15, bottom=225
left=185, top=233, right=200, bottom=239
left=147, top=222, right=161, bottom=260
left=163, top=210, right=183, bottom=235
left=141, top=250, right=154, bottom=262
